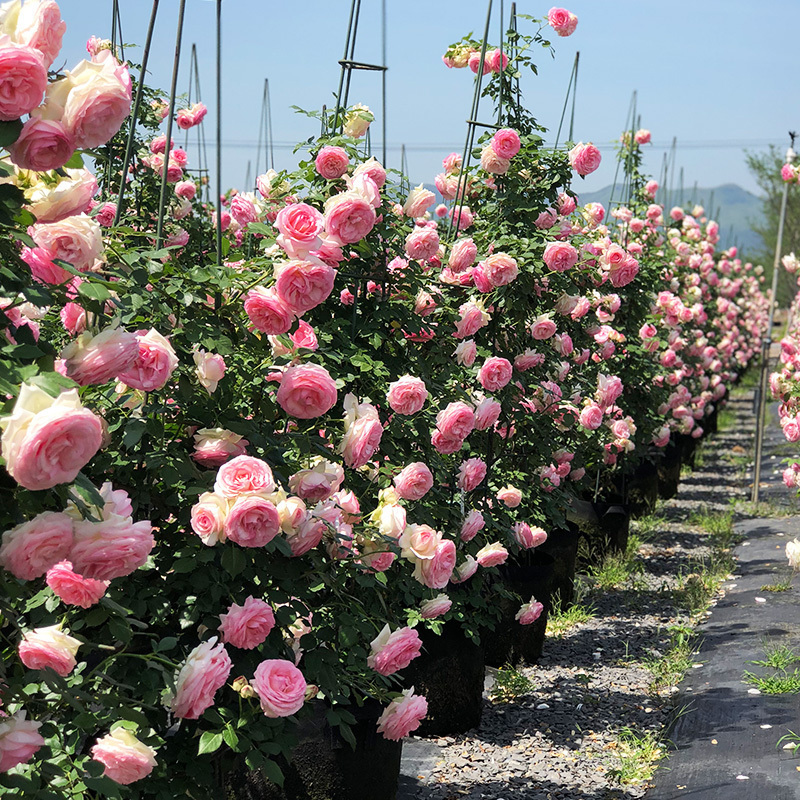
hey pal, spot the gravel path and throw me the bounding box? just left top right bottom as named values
left=398, top=390, right=758, bottom=800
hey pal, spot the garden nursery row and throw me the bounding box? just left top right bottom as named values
left=0, top=2, right=772, bottom=799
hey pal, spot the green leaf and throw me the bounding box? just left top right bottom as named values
left=28, top=370, right=77, bottom=396
left=198, top=731, right=223, bottom=755
left=122, top=418, right=147, bottom=449
left=0, top=118, right=23, bottom=147
left=260, top=759, right=284, bottom=787
left=65, top=152, right=85, bottom=169
left=221, top=546, right=246, bottom=577
left=77, top=282, right=111, bottom=303
left=156, top=636, right=177, bottom=652
left=222, top=726, right=239, bottom=749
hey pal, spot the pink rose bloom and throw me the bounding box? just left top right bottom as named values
left=324, top=191, right=376, bottom=244
left=61, top=327, right=138, bottom=386
left=175, top=180, right=196, bottom=200
left=286, top=516, right=325, bottom=556
left=277, top=363, right=338, bottom=419
left=781, top=164, right=797, bottom=183
left=224, top=496, right=281, bottom=548
left=43, top=53, right=131, bottom=149
left=450, top=204, right=474, bottom=230
left=530, top=315, right=557, bottom=340
left=19, top=625, right=81, bottom=677
left=91, top=729, right=157, bottom=785
left=31, top=213, right=102, bottom=271
left=558, top=192, right=577, bottom=215
left=453, top=339, right=478, bottom=366
left=275, top=202, right=324, bottom=255
left=535, top=209, right=557, bottom=229
left=480, top=145, right=510, bottom=175
left=492, top=129, right=521, bottom=160
left=288, top=320, right=319, bottom=351
left=14, top=0, right=66, bottom=67
left=414, top=538, right=457, bottom=589
left=634, top=129, right=651, bottom=145
left=0, top=511, right=73, bottom=580
left=609, top=254, right=640, bottom=288
left=8, top=117, right=74, bottom=172
left=244, top=286, right=295, bottom=335
left=568, top=142, right=601, bottom=176
left=547, top=7, right=578, bottom=36
left=476, top=542, right=509, bottom=568
left=497, top=485, right=522, bottom=508
left=454, top=300, right=489, bottom=339
left=0, top=712, right=45, bottom=773
left=420, top=594, right=452, bottom=619
left=45, top=560, right=108, bottom=608
left=516, top=598, right=544, bottom=625
left=388, top=461, right=431, bottom=500
left=94, top=201, right=117, bottom=227
left=403, top=185, right=435, bottom=218
left=117, top=329, right=178, bottom=392
left=275, top=259, right=336, bottom=314
left=192, top=428, right=248, bottom=468
left=460, top=509, right=485, bottom=542
left=513, top=522, right=548, bottom=549
left=514, top=349, right=544, bottom=371
left=399, top=523, right=442, bottom=561
left=579, top=403, right=604, bottom=430
left=474, top=397, right=501, bottom=431
left=315, top=146, right=350, bottom=180
left=448, top=238, right=477, bottom=274
left=219, top=596, right=275, bottom=649
left=457, top=457, right=487, bottom=492
left=229, top=194, right=257, bottom=227
left=386, top=375, right=428, bottom=415
left=353, top=156, right=386, bottom=188
left=483, top=252, right=518, bottom=286
left=368, top=625, right=422, bottom=675
left=431, top=430, right=463, bottom=454
left=452, top=555, right=479, bottom=583
left=171, top=638, right=232, bottom=720
left=543, top=241, right=579, bottom=272
left=288, top=459, right=343, bottom=502
left=405, top=226, right=440, bottom=262
left=21, top=245, right=71, bottom=284
left=60, top=302, right=87, bottom=335
left=478, top=357, right=513, bottom=392
left=436, top=401, right=475, bottom=440
left=1, top=384, right=103, bottom=491
left=71, top=516, right=154, bottom=581
left=595, top=374, right=623, bottom=408
left=339, top=394, right=383, bottom=468
left=377, top=688, right=428, bottom=741
left=0, top=42, right=47, bottom=120
left=193, top=349, right=226, bottom=395
left=253, top=659, right=307, bottom=717
left=487, top=48, right=509, bottom=73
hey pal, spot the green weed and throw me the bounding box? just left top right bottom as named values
left=647, top=625, right=697, bottom=694
left=607, top=726, right=666, bottom=785
left=489, top=665, right=535, bottom=703
left=546, top=590, right=595, bottom=638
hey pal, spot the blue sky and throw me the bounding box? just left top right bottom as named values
left=55, top=0, right=799, bottom=199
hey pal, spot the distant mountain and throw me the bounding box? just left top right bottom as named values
left=578, top=183, right=765, bottom=260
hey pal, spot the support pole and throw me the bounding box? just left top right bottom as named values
left=752, top=141, right=796, bottom=504
left=215, top=0, right=223, bottom=269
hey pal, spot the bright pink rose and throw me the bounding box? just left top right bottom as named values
left=476, top=542, right=509, bottom=568
left=253, top=659, right=307, bottom=717
left=368, top=625, right=422, bottom=676
left=286, top=516, right=325, bottom=556
left=431, top=430, right=463, bottom=454
left=175, top=180, right=196, bottom=200
left=91, top=729, right=157, bottom=786
left=543, top=241, right=579, bottom=272
left=405, top=227, right=440, bottom=262
left=192, top=428, right=248, bottom=468
left=474, top=397, right=502, bottom=430
left=45, top=560, right=108, bottom=608
left=31, top=214, right=102, bottom=271
left=8, top=117, right=74, bottom=171
left=0, top=42, right=47, bottom=120
left=414, top=538, right=457, bottom=589
left=219, top=596, right=275, bottom=649
left=579, top=403, right=603, bottom=430
left=436, top=401, right=475, bottom=440
left=0, top=511, right=73, bottom=580
left=478, top=357, right=513, bottom=392
left=487, top=48, right=509, bottom=73
left=497, top=486, right=522, bottom=508
left=457, top=458, right=486, bottom=492
left=61, top=327, right=139, bottom=386
left=492, top=128, right=521, bottom=160
left=453, top=339, right=478, bottom=366
left=170, top=638, right=232, bottom=720
left=454, top=300, right=489, bottom=339
left=568, top=142, right=601, bottom=176
left=403, top=185, right=435, bottom=217
left=340, top=395, right=383, bottom=468
left=353, top=157, right=387, bottom=188
left=547, top=7, right=578, bottom=36
left=377, top=688, right=428, bottom=740
left=480, top=145, right=510, bottom=175
left=386, top=375, right=428, bottom=415
left=634, top=129, right=651, bottom=145
left=558, top=192, right=577, bottom=215
left=324, top=191, right=376, bottom=244
left=596, top=374, right=623, bottom=408
left=117, top=329, right=178, bottom=392
left=608, top=254, right=640, bottom=288
left=244, top=286, right=295, bottom=335
left=277, top=364, right=338, bottom=419
left=275, top=259, right=336, bottom=314
left=530, top=316, right=557, bottom=340
left=448, top=238, right=477, bottom=274
left=230, top=194, right=257, bottom=227
left=214, top=455, right=275, bottom=497
left=288, top=459, right=343, bottom=502
left=393, top=462, right=434, bottom=501
left=70, top=516, right=154, bottom=581
left=315, top=146, right=350, bottom=180
left=15, top=0, right=66, bottom=68
left=288, top=320, right=319, bottom=351
left=0, top=712, right=45, bottom=773
left=513, top=523, right=548, bottom=549
left=21, top=245, right=71, bottom=284
left=19, top=625, right=81, bottom=677
left=175, top=101, right=207, bottom=129
left=275, top=203, right=324, bottom=255
left=420, top=594, right=452, bottom=619
left=516, top=598, right=544, bottom=625
left=459, top=509, right=485, bottom=542
left=95, top=201, right=117, bottom=227
left=483, top=252, right=519, bottom=286
left=224, top=496, right=281, bottom=548
left=1, top=385, right=103, bottom=491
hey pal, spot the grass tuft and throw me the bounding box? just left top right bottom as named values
left=647, top=624, right=697, bottom=694
left=489, top=665, right=535, bottom=703
left=607, top=726, right=666, bottom=785
left=546, top=588, right=595, bottom=638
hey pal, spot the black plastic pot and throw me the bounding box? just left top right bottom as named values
left=676, top=432, right=697, bottom=470
left=572, top=498, right=630, bottom=566
left=657, top=440, right=682, bottom=500
left=622, top=459, right=660, bottom=519
left=536, top=524, right=580, bottom=610
left=483, top=551, right=555, bottom=667
left=229, top=701, right=402, bottom=800
left=403, top=621, right=485, bottom=736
